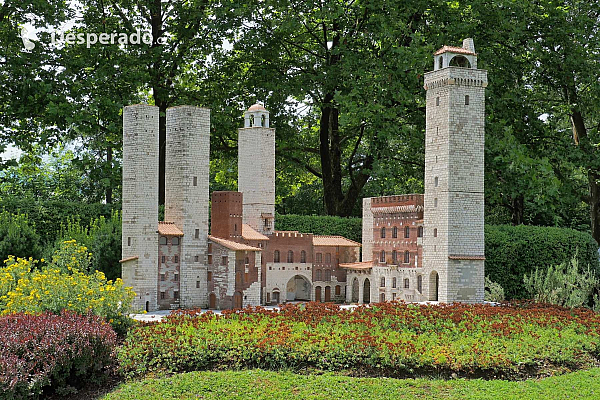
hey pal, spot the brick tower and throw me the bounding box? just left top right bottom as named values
left=422, top=38, right=487, bottom=303
left=121, top=105, right=159, bottom=311
left=238, top=104, right=275, bottom=235
left=164, top=106, right=211, bottom=308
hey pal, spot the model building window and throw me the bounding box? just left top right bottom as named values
left=392, top=250, right=397, bottom=262
left=162, top=256, right=166, bottom=263
left=207, top=271, right=212, bottom=281
left=174, top=291, right=179, bottom=300
left=380, top=250, right=385, bottom=263
left=434, top=177, right=439, bottom=187
left=221, top=256, right=228, bottom=266
left=404, top=278, right=410, bottom=289
left=380, top=277, right=385, bottom=287
left=174, top=273, right=179, bottom=281
left=325, top=253, right=331, bottom=264
left=324, top=269, right=331, bottom=281
left=274, top=250, right=280, bottom=263
left=392, top=226, right=398, bottom=238
left=417, top=275, right=423, bottom=293
left=195, top=229, right=199, bottom=239
left=300, top=250, right=306, bottom=263
left=160, top=273, right=165, bottom=281
left=392, top=277, right=397, bottom=288
left=436, top=96, right=440, bottom=106
left=127, top=237, right=131, bottom=246
left=433, top=228, right=438, bottom=237
left=172, top=237, right=179, bottom=246
left=404, top=226, right=410, bottom=238
left=465, top=95, right=470, bottom=105
left=418, top=226, right=423, bottom=237
left=194, top=255, right=199, bottom=262
left=159, top=236, right=167, bottom=245
left=316, top=269, right=322, bottom=280
left=316, top=253, right=322, bottom=263
left=196, top=281, right=200, bottom=288
left=380, top=293, right=386, bottom=302
left=174, top=255, right=179, bottom=263
left=287, top=250, right=294, bottom=263
left=245, top=256, right=250, bottom=265
left=160, top=291, right=165, bottom=299
left=380, top=227, right=386, bottom=238
left=193, top=176, right=198, bottom=186
left=335, top=285, right=341, bottom=296
left=404, top=250, right=410, bottom=264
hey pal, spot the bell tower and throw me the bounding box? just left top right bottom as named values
left=422, top=38, right=487, bottom=303
left=238, top=104, right=275, bottom=235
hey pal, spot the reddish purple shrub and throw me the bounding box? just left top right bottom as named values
left=0, top=311, right=117, bottom=399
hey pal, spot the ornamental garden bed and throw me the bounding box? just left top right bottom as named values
left=118, top=301, right=600, bottom=380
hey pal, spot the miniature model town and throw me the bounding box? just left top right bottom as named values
left=121, top=39, right=486, bottom=311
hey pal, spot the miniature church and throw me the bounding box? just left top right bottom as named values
left=121, top=39, right=486, bottom=311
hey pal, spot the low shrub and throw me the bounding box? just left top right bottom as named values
left=0, top=311, right=117, bottom=399
left=119, top=302, right=600, bottom=379
left=0, top=211, right=42, bottom=262
left=484, top=276, right=505, bottom=303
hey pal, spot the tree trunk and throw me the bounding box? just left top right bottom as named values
left=150, top=0, right=166, bottom=206
left=588, top=171, right=600, bottom=244
left=511, top=194, right=524, bottom=225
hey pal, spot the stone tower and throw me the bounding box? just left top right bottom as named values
left=121, top=105, right=159, bottom=311
left=422, top=38, right=487, bottom=303
left=238, top=104, right=275, bottom=235
left=164, top=106, right=211, bottom=308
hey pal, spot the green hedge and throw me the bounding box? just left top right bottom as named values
left=0, top=198, right=118, bottom=244
left=485, top=225, right=599, bottom=300
left=275, top=213, right=362, bottom=243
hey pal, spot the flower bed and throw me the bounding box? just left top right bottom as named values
left=0, top=311, right=117, bottom=399
left=118, top=302, right=600, bottom=379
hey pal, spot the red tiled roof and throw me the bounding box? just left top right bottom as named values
left=119, top=256, right=138, bottom=264
left=248, top=103, right=267, bottom=112
left=242, top=224, right=269, bottom=241
left=313, top=235, right=361, bottom=247
left=340, top=261, right=374, bottom=270
left=371, top=205, right=424, bottom=214
left=434, top=46, right=476, bottom=56
left=158, top=222, right=184, bottom=236
left=208, top=235, right=262, bottom=251
left=448, top=255, right=486, bottom=260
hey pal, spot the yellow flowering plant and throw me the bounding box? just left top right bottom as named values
left=0, top=240, right=135, bottom=333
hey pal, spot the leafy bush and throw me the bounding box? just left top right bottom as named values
left=484, top=276, right=505, bottom=303
left=0, top=311, right=116, bottom=399
left=276, top=214, right=362, bottom=243
left=0, top=211, right=42, bottom=262
left=45, top=211, right=122, bottom=280
left=485, top=225, right=599, bottom=299
left=0, top=197, right=117, bottom=245
left=119, top=302, right=600, bottom=379
left=0, top=241, right=135, bottom=333
left=524, top=255, right=599, bottom=309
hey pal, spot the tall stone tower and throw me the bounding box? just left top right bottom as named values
left=165, top=106, right=211, bottom=308
left=238, top=104, right=275, bottom=235
left=121, top=105, right=159, bottom=311
left=422, top=38, right=487, bottom=303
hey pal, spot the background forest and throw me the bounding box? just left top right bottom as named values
left=0, top=0, right=598, bottom=238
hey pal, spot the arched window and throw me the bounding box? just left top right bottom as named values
left=380, top=293, right=386, bottom=302
left=465, top=95, right=470, bottom=105
left=380, top=227, right=386, bottom=238
left=380, top=277, right=385, bottom=287
left=316, top=269, right=322, bottom=280
left=417, top=226, right=423, bottom=237
left=274, top=250, right=280, bottom=263
left=249, top=114, right=255, bottom=127
left=324, top=269, right=331, bottom=281
left=287, top=250, right=294, bottom=263
left=380, top=250, right=385, bottom=263
left=404, top=278, right=410, bottom=289
left=404, top=226, right=410, bottom=238
left=449, top=55, right=471, bottom=68
left=392, top=277, right=397, bottom=288
left=316, top=253, right=322, bottom=263
left=404, top=250, right=410, bottom=264
left=325, top=253, right=331, bottom=264
left=261, top=114, right=266, bottom=127
left=392, top=250, right=397, bottom=262
left=392, top=226, right=398, bottom=238
left=417, top=275, right=423, bottom=294
left=172, top=237, right=179, bottom=245
left=159, top=236, right=167, bottom=245
left=335, top=285, right=341, bottom=296
left=438, top=56, right=443, bottom=69
left=434, top=177, right=439, bottom=187
left=300, top=250, right=306, bottom=263
left=433, top=228, right=438, bottom=238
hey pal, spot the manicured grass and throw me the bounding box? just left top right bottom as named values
left=104, top=368, right=600, bottom=399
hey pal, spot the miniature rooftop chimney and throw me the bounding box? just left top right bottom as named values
left=433, top=38, right=478, bottom=71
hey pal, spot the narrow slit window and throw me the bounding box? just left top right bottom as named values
left=465, top=95, right=470, bottom=105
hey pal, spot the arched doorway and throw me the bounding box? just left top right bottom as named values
left=351, top=278, right=359, bottom=303
left=209, top=293, right=216, bottom=309
left=233, top=291, right=243, bottom=309
left=429, top=271, right=439, bottom=301
left=324, top=286, right=331, bottom=302
left=363, top=279, right=371, bottom=304
left=145, top=301, right=149, bottom=312
left=286, top=275, right=311, bottom=301
left=315, top=286, right=322, bottom=302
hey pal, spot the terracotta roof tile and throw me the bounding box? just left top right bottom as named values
left=340, top=261, right=374, bottom=270
left=242, top=224, right=269, bottom=241
left=371, top=205, right=424, bottom=214
left=248, top=103, right=267, bottom=112
left=313, top=235, right=361, bottom=247
left=448, top=255, right=486, bottom=260
left=158, top=222, right=184, bottom=236
left=119, top=256, right=138, bottom=263
left=208, top=235, right=262, bottom=251
left=434, top=45, right=476, bottom=56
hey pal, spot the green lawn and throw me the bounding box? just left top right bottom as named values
left=104, top=368, right=600, bottom=399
